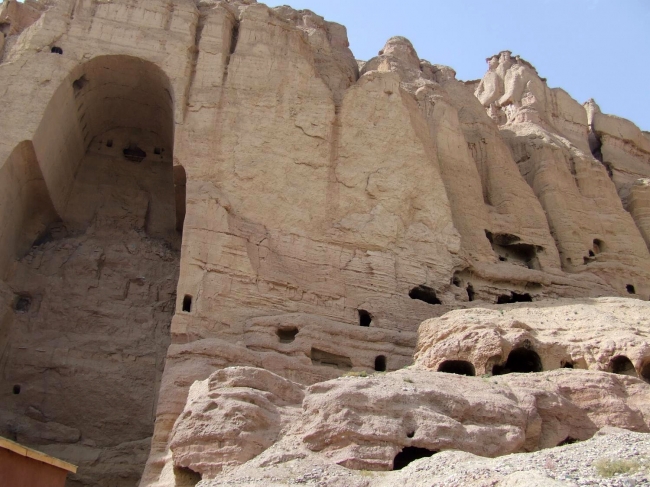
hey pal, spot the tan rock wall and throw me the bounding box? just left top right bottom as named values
left=0, top=2, right=649, bottom=487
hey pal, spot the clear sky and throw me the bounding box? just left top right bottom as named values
left=263, top=0, right=650, bottom=131
left=13, top=0, right=649, bottom=129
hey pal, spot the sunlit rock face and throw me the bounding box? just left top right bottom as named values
left=0, top=1, right=648, bottom=486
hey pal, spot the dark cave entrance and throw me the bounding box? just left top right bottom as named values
left=409, top=285, right=442, bottom=305
left=485, top=231, right=542, bottom=270
left=608, top=356, right=636, bottom=377
left=358, top=309, right=372, bottom=327
left=492, top=347, right=543, bottom=375
left=393, top=447, right=438, bottom=470
left=277, top=327, right=299, bottom=344
left=437, top=360, right=476, bottom=376
left=375, top=355, right=387, bottom=372
left=496, top=292, right=533, bottom=304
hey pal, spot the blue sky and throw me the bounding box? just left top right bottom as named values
left=14, top=0, right=649, bottom=129
left=263, top=0, right=650, bottom=131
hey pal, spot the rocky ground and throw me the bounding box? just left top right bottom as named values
left=202, top=428, right=650, bottom=486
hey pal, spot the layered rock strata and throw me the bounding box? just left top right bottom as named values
left=0, top=1, right=648, bottom=486
left=164, top=299, right=650, bottom=484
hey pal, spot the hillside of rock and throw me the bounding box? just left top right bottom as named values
left=0, top=0, right=648, bottom=486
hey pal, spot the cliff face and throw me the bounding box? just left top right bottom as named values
left=0, top=1, right=648, bottom=486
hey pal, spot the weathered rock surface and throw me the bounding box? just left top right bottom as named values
left=202, top=427, right=650, bottom=486
left=416, top=297, right=650, bottom=379
left=0, top=1, right=649, bottom=486
left=166, top=364, right=650, bottom=482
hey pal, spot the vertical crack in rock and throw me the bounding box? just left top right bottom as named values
left=184, top=9, right=206, bottom=117
left=165, top=1, right=175, bottom=31
left=222, top=17, right=240, bottom=84
left=326, top=102, right=342, bottom=219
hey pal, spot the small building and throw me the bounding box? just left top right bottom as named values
left=0, top=436, right=77, bottom=487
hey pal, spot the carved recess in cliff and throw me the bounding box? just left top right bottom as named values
left=0, top=53, right=182, bottom=487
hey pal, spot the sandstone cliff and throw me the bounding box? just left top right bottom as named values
left=0, top=0, right=648, bottom=486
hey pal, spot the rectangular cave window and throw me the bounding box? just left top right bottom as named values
left=182, top=295, right=192, bottom=313
left=496, top=292, right=532, bottom=304
left=358, top=309, right=372, bottom=327
left=374, top=355, right=387, bottom=372
left=311, top=348, right=352, bottom=370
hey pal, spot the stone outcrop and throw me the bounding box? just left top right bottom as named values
left=0, top=0, right=45, bottom=61
left=200, top=428, right=650, bottom=486
left=160, top=298, right=650, bottom=484
left=416, top=297, right=650, bottom=379
left=585, top=99, right=650, bottom=251
left=0, top=1, right=648, bottom=486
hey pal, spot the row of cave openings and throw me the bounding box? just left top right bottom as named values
left=484, top=232, right=639, bottom=297
left=435, top=345, right=650, bottom=384
left=178, top=286, right=532, bottom=377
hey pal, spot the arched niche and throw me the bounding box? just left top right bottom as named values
left=31, top=55, right=176, bottom=222
left=0, top=55, right=184, bottom=485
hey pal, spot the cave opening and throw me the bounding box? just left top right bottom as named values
left=358, top=309, right=372, bottom=327
left=485, top=231, right=542, bottom=270
left=437, top=360, right=475, bottom=376
left=0, top=55, right=183, bottom=486
left=626, top=284, right=636, bottom=294
left=173, top=466, right=202, bottom=487
left=493, top=347, right=543, bottom=375
left=183, top=295, right=193, bottom=313
left=496, top=292, right=533, bottom=304
left=593, top=239, right=605, bottom=254
left=311, top=348, right=352, bottom=370
left=409, top=285, right=442, bottom=305
left=393, top=447, right=438, bottom=470
left=608, top=356, right=636, bottom=377
left=375, top=355, right=387, bottom=372
left=13, top=293, right=31, bottom=313
left=277, top=327, right=299, bottom=343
